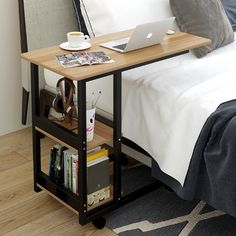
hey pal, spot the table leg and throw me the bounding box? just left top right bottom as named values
left=30, top=63, right=41, bottom=192
left=77, top=80, right=88, bottom=224
left=113, top=71, right=122, bottom=203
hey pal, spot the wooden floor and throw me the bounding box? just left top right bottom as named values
left=0, top=127, right=116, bottom=236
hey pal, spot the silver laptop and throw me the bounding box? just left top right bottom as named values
left=99, top=17, right=175, bottom=53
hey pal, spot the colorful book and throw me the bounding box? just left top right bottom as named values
left=63, top=149, right=75, bottom=188
left=87, top=148, right=108, bottom=162
left=50, top=145, right=109, bottom=196
left=49, top=146, right=57, bottom=178
left=72, top=154, right=79, bottom=195
left=49, top=144, right=67, bottom=184
left=67, top=154, right=72, bottom=191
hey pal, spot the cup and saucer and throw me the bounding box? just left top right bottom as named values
left=60, top=31, right=91, bottom=51
left=60, top=42, right=91, bottom=51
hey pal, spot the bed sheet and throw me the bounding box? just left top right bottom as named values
left=122, top=34, right=236, bottom=186
left=44, top=34, right=236, bottom=186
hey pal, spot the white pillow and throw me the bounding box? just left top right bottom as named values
left=44, top=69, right=62, bottom=89
left=80, top=0, right=179, bottom=36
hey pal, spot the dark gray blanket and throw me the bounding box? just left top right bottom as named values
left=152, top=99, right=236, bottom=217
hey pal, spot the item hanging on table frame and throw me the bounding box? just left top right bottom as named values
left=52, top=77, right=77, bottom=124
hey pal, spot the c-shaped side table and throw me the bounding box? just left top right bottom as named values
left=21, top=30, right=210, bottom=226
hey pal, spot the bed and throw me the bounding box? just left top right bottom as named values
left=19, top=0, right=236, bottom=217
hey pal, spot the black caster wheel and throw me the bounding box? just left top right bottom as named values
left=34, top=185, right=42, bottom=193
left=92, top=217, right=106, bottom=229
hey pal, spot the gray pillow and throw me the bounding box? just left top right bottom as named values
left=170, top=0, right=234, bottom=58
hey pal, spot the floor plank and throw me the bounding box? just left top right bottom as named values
left=0, top=151, right=28, bottom=172
left=0, top=179, right=34, bottom=211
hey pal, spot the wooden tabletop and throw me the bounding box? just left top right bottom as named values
left=21, top=30, right=211, bottom=81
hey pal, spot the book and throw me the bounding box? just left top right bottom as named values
left=59, top=146, right=68, bottom=184
left=49, top=146, right=57, bottom=178
left=50, top=145, right=110, bottom=197
left=72, top=154, right=79, bottom=195
left=87, top=146, right=101, bottom=155
left=87, top=148, right=108, bottom=162
left=70, top=149, right=108, bottom=195
left=63, top=149, right=75, bottom=188
left=56, top=51, right=114, bottom=68
left=49, top=144, right=67, bottom=184
left=87, top=156, right=110, bottom=194
left=68, top=155, right=72, bottom=191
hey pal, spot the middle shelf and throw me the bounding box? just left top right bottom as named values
left=35, top=119, right=113, bottom=151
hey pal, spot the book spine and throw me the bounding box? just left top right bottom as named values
left=54, top=144, right=61, bottom=182
left=58, top=146, right=67, bottom=184
left=68, top=156, right=72, bottom=191
left=87, top=149, right=108, bottom=162
left=49, top=147, right=58, bottom=178
left=72, top=158, right=77, bottom=194
left=87, top=146, right=101, bottom=155
left=76, top=160, right=79, bottom=195
left=72, top=154, right=78, bottom=194
left=64, top=152, right=68, bottom=188
left=48, top=148, right=53, bottom=177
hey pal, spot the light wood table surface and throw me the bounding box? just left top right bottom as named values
left=22, top=30, right=211, bottom=81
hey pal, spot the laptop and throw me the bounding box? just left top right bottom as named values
left=99, top=17, right=175, bottom=53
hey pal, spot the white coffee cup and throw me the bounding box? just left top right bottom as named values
left=67, top=31, right=90, bottom=48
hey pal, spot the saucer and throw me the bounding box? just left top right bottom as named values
left=59, top=42, right=91, bottom=51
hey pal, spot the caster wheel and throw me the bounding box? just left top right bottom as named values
left=34, top=185, right=42, bottom=193
left=92, top=217, right=106, bottom=229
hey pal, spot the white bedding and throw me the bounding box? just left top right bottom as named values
left=122, top=33, right=236, bottom=186
left=44, top=34, right=236, bottom=186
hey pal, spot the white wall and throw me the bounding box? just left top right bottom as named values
left=0, top=1, right=23, bottom=136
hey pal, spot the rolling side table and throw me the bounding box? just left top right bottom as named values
left=21, top=30, right=211, bottom=227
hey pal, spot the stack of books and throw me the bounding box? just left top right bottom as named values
left=49, top=145, right=110, bottom=206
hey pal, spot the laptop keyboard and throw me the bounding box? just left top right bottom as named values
left=113, top=43, right=127, bottom=50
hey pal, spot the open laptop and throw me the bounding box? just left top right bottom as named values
left=99, top=17, right=175, bottom=53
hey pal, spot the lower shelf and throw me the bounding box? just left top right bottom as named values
left=37, top=183, right=79, bottom=215
left=36, top=169, right=161, bottom=225
left=36, top=172, right=113, bottom=213
left=36, top=172, right=79, bottom=211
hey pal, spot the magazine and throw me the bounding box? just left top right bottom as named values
left=56, top=51, right=114, bottom=68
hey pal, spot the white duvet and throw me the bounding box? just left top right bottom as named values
left=44, top=34, right=236, bottom=186
left=122, top=34, right=236, bottom=186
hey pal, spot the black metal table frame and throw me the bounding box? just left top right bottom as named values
left=30, top=50, right=188, bottom=225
